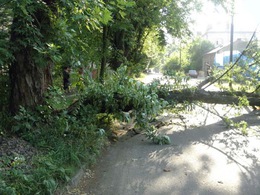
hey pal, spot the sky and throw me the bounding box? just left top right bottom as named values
left=192, top=0, right=260, bottom=34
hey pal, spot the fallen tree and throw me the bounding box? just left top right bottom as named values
left=161, top=88, right=260, bottom=108
left=67, top=29, right=260, bottom=113
left=66, top=82, right=260, bottom=115
left=159, top=75, right=260, bottom=107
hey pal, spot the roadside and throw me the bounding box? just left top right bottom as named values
left=63, top=105, right=260, bottom=195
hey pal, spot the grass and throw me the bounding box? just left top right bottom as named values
left=0, top=90, right=109, bottom=194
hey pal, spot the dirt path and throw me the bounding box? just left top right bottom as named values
left=64, top=106, right=260, bottom=195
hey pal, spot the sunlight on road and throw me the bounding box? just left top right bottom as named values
left=73, top=77, right=260, bottom=195
left=139, top=73, right=219, bottom=91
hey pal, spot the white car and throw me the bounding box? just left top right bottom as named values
left=188, top=70, right=198, bottom=78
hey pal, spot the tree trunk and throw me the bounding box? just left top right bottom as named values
left=100, top=25, right=108, bottom=83
left=9, top=1, right=54, bottom=114
left=110, top=30, right=126, bottom=70
left=161, top=89, right=260, bottom=107
left=9, top=49, right=52, bottom=114
left=65, top=88, right=260, bottom=116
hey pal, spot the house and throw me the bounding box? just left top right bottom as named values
left=202, top=39, right=248, bottom=76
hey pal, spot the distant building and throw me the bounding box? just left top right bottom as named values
left=195, top=6, right=260, bottom=77
left=202, top=31, right=256, bottom=46
left=202, top=39, right=248, bottom=76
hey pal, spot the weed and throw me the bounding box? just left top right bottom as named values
left=144, top=126, right=171, bottom=145
left=1, top=66, right=172, bottom=194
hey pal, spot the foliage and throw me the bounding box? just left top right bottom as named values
left=51, top=0, right=114, bottom=71
left=0, top=6, right=13, bottom=67
left=0, top=76, right=106, bottom=194
left=107, top=0, right=202, bottom=72
left=0, top=70, right=9, bottom=112
left=162, top=56, right=182, bottom=74
left=188, top=38, right=215, bottom=71
left=223, top=116, right=248, bottom=136
left=163, top=38, right=215, bottom=75
left=144, top=125, right=171, bottom=145
left=0, top=0, right=258, bottom=194
left=0, top=65, right=171, bottom=194
left=106, top=68, right=170, bottom=143
left=213, top=59, right=259, bottom=93
left=0, top=67, right=11, bottom=135
left=82, top=66, right=168, bottom=122
left=142, top=31, right=165, bottom=71
left=3, top=0, right=218, bottom=113
left=0, top=100, right=106, bottom=194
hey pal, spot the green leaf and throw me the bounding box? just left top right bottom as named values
left=101, top=9, right=112, bottom=24
left=20, top=5, right=28, bottom=16
left=43, top=178, right=57, bottom=193
left=119, top=10, right=126, bottom=18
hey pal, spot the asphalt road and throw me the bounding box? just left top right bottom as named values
left=138, top=73, right=217, bottom=90
left=66, top=106, right=260, bottom=195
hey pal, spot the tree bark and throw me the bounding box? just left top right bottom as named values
left=100, top=24, right=108, bottom=83
left=65, top=88, right=260, bottom=117
left=9, top=1, right=54, bottom=114
left=161, top=89, right=260, bottom=107
left=110, top=30, right=126, bottom=70
left=9, top=50, right=52, bottom=114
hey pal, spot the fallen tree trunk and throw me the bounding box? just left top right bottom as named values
left=162, top=89, right=260, bottom=107
left=66, top=88, right=260, bottom=115
left=65, top=77, right=260, bottom=114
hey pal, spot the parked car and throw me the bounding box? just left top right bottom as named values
left=188, top=70, right=198, bottom=78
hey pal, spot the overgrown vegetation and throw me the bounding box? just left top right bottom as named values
left=1, top=0, right=259, bottom=194
left=0, top=87, right=105, bottom=194
left=162, top=38, right=215, bottom=75
left=0, top=66, right=170, bottom=194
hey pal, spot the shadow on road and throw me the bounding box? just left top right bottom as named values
left=141, top=110, right=260, bottom=195
left=67, top=108, right=260, bottom=195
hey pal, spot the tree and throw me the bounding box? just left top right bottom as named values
left=9, top=1, right=55, bottom=114
left=107, top=0, right=200, bottom=72
left=142, top=30, right=165, bottom=72
left=188, top=38, right=215, bottom=71
left=7, top=0, right=111, bottom=114
left=3, top=0, right=229, bottom=114
left=162, top=55, right=182, bottom=74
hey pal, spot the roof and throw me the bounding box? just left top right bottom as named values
left=205, top=39, right=248, bottom=55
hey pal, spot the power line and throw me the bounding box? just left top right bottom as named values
left=202, top=25, right=258, bottom=90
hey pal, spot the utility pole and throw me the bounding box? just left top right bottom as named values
left=230, top=14, right=234, bottom=63
left=179, top=41, right=182, bottom=67
left=229, top=0, right=235, bottom=91
left=229, top=0, right=235, bottom=63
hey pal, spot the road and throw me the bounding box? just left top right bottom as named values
left=138, top=73, right=217, bottom=90
left=64, top=105, right=260, bottom=195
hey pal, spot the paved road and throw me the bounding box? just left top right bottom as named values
left=67, top=106, right=260, bottom=195
left=139, top=73, right=218, bottom=91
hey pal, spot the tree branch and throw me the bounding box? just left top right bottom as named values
left=202, top=28, right=258, bottom=90
left=161, top=89, right=260, bottom=107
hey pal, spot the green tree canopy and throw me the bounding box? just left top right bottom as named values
left=188, top=38, right=215, bottom=71
left=1, top=0, right=228, bottom=113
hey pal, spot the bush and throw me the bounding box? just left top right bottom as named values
left=0, top=66, right=170, bottom=194
left=162, top=58, right=181, bottom=75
